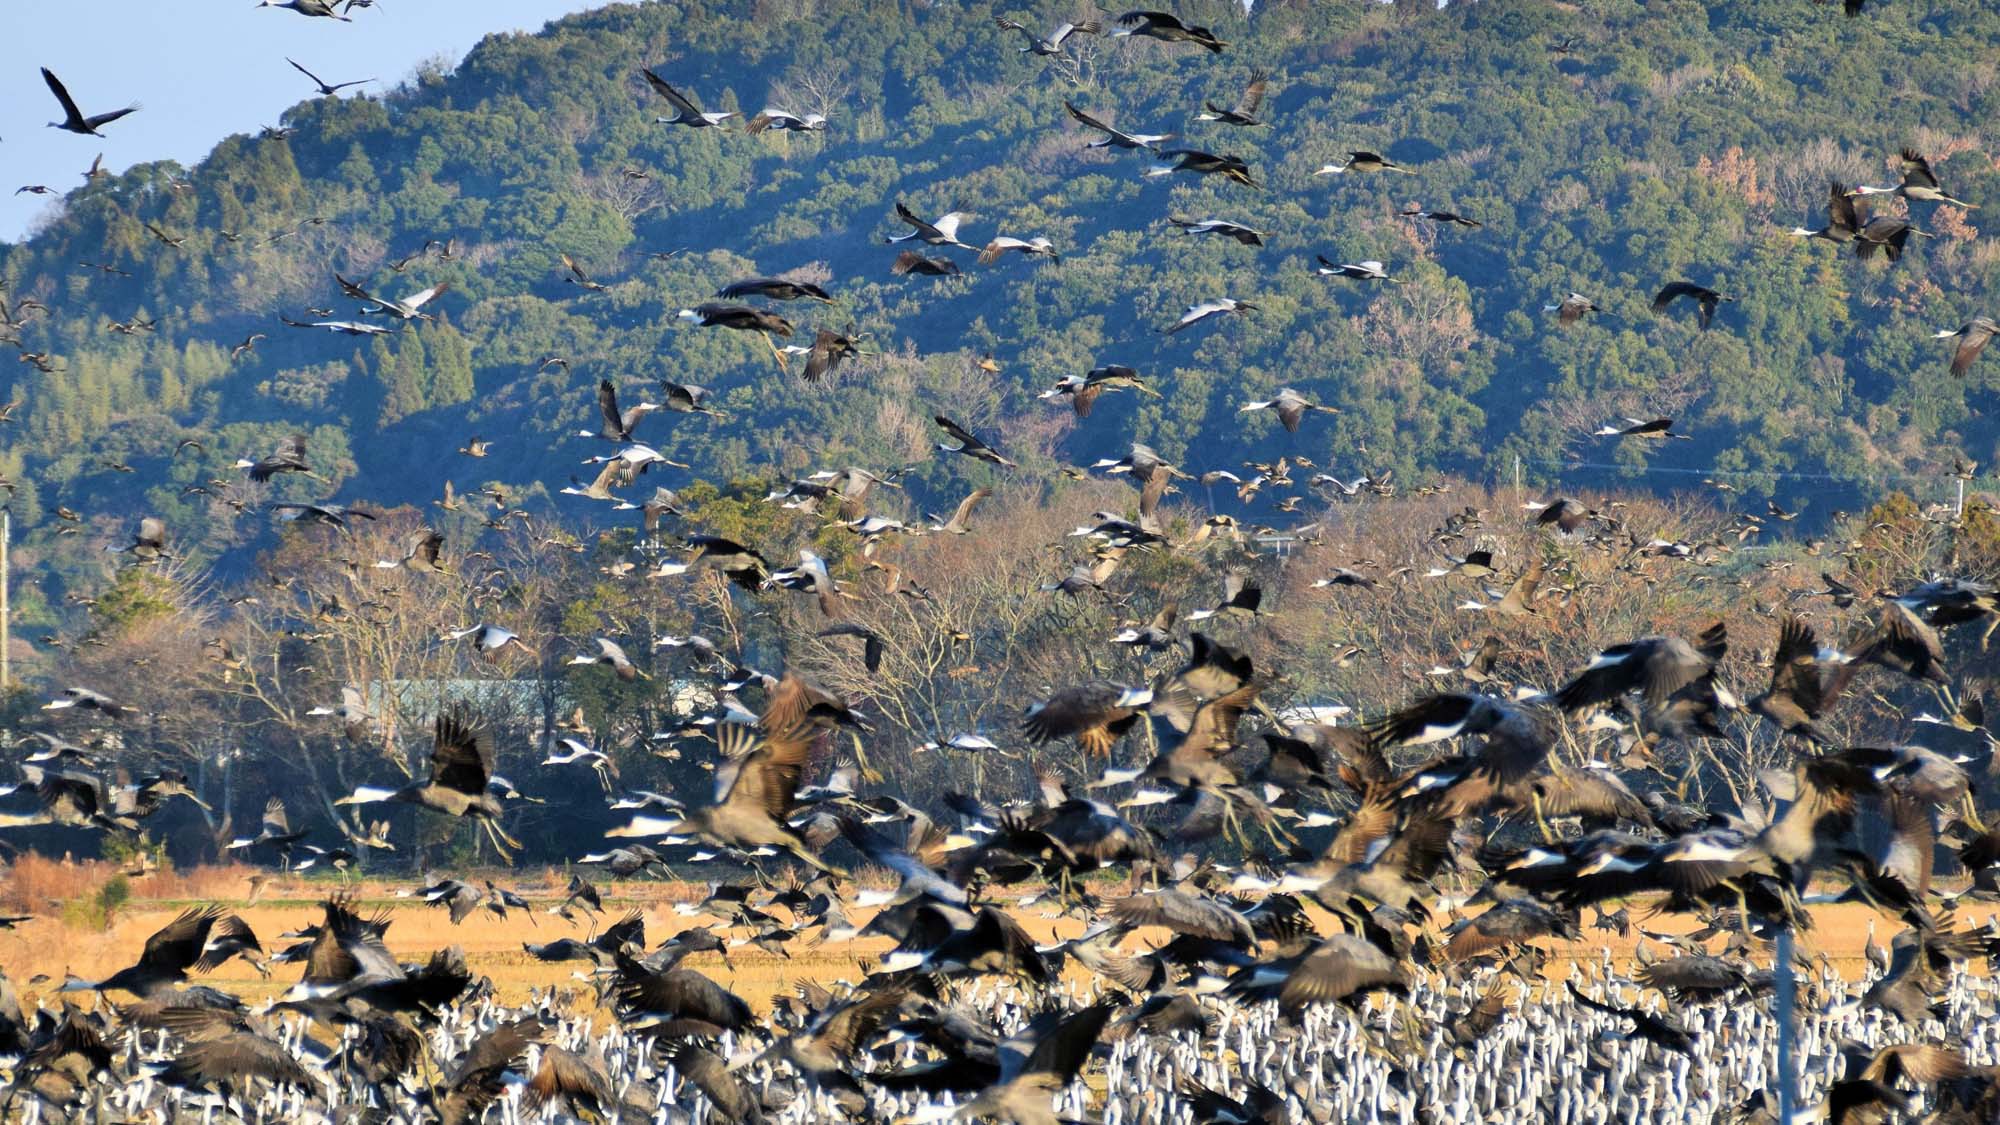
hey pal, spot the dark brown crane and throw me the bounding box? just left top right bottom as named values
left=335, top=706, right=517, bottom=856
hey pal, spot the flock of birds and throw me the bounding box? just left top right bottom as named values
left=4, top=2, right=2000, bottom=1124
left=12, top=577, right=2000, bottom=1124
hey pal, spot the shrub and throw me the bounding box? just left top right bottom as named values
left=57, top=874, right=131, bottom=932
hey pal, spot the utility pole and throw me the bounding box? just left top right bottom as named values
left=2, top=507, right=10, bottom=691
left=1775, top=926, right=1798, bottom=1121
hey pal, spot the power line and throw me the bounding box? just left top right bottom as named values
left=1521, top=456, right=1991, bottom=489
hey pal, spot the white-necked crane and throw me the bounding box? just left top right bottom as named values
left=287, top=58, right=373, bottom=96
left=1112, top=10, right=1225, bottom=52
left=1854, top=215, right=1931, bottom=262
left=1545, top=292, right=1601, bottom=324
left=582, top=442, right=684, bottom=474
left=227, top=797, right=311, bottom=865
left=257, top=0, right=352, bottom=19
left=609, top=679, right=844, bottom=875
left=1196, top=69, right=1268, bottom=126
left=1596, top=417, right=1692, bottom=440
left=356, top=280, right=448, bottom=321
left=978, top=236, right=1060, bottom=265
left=1146, top=149, right=1258, bottom=187
left=280, top=314, right=392, bottom=336
left=270, top=501, right=374, bottom=527
left=336, top=705, right=520, bottom=857
left=1651, top=281, right=1732, bottom=330
left=139, top=224, right=184, bottom=250
left=1188, top=571, right=1265, bottom=621
left=677, top=302, right=794, bottom=336
left=1040, top=365, right=1160, bottom=417
left=543, top=738, right=613, bottom=771
left=447, top=623, right=537, bottom=658
left=1401, top=207, right=1482, bottom=228
left=717, top=276, right=833, bottom=302
left=995, top=15, right=1101, bottom=55
left=1314, top=151, right=1413, bottom=175
left=1849, top=147, right=1975, bottom=208
left=1241, top=388, right=1339, bottom=432
left=237, top=433, right=321, bottom=482
left=662, top=379, right=722, bottom=415
left=1316, top=256, right=1397, bottom=282
left=928, top=487, right=992, bottom=534
left=569, top=637, right=649, bottom=681
left=641, top=70, right=736, bottom=127
left=935, top=415, right=1016, bottom=467
left=561, top=463, right=622, bottom=503
left=1063, top=100, right=1174, bottom=151
left=374, top=528, right=446, bottom=573
left=887, top=202, right=973, bottom=249
left=585, top=379, right=659, bottom=442
left=45, top=685, right=137, bottom=716
left=745, top=108, right=826, bottom=133
left=891, top=250, right=960, bottom=277
left=683, top=534, right=772, bottom=589
left=789, top=327, right=862, bottom=383
left=1168, top=216, right=1263, bottom=245
left=1792, top=181, right=1864, bottom=244
left=59, top=906, right=231, bottom=996
left=1165, top=297, right=1256, bottom=334
left=41, top=68, right=138, bottom=136
left=1935, top=317, right=1999, bottom=377
left=678, top=302, right=794, bottom=368
left=560, top=253, right=610, bottom=291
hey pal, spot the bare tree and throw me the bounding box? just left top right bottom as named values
left=776, top=60, right=851, bottom=124
left=576, top=169, right=664, bottom=223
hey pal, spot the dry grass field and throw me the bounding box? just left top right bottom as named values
left=4, top=856, right=1997, bottom=1017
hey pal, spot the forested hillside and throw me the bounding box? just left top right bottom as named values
left=10, top=9, right=2000, bottom=1115
left=3, top=2, right=1998, bottom=614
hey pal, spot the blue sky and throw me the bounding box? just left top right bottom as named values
left=2, top=0, right=606, bottom=243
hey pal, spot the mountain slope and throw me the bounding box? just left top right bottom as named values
left=2, top=0, right=1998, bottom=627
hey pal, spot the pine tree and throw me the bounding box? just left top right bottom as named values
left=337, top=143, right=377, bottom=192
left=378, top=330, right=430, bottom=426
left=427, top=318, right=475, bottom=407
